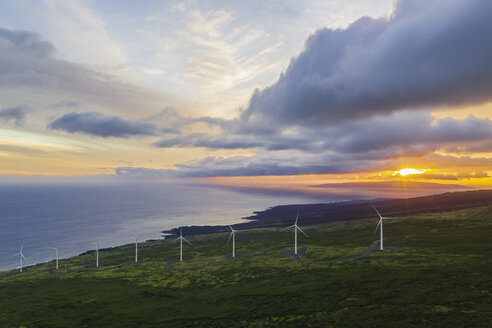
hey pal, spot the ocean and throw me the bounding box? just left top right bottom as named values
left=0, top=181, right=340, bottom=271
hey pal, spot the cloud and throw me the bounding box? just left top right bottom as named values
left=392, top=171, right=489, bottom=180
left=115, top=167, right=175, bottom=178
left=49, top=100, right=84, bottom=109
left=154, top=133, right=263, bottom=149
left=0, top=105, right=30, bottom=126
left=324, top=113, right=492, bottom=154
left=49, top=112, right=157, bottom=138
left=145, top=1, right=492, bottom=178
left=240, top=0, right=492, bottom=126
left=116, top=149, right=492, bottom=178
left=0, top=144, right=46, bottom=155
left=115, top=150, right=390, bottom=178
left=154, top=111, right=492, bottom=155
left=0, top=27, right=131, bottom=97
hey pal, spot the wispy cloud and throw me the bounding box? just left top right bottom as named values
left=0, top=27, right=130, bottom=97
left=0, top=105, right=30, bottom=126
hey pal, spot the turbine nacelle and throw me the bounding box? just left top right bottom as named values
left=176, top=229, right=192, bottom=245
left=176, top=229, right=192, bottom=262
left=227, top=225, right=236, bottom=245
left=372, top=205, right=398, bottom=250
left=288, top=209, right=309, bottom=255
left=12, top=243, right=26, bottom=272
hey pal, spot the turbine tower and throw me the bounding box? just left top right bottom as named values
left=134, top=236, right=142, bottom=263
left=227, top=225, right=236, bottom=258
left=13, top=243, right=26, bottom=272
left=288, top=209, right=308, bottom=254
left=176, top=229, right=192, bottom=262
left=372, top=205, right=392, bottom=250
left=51, top=247, right=59, bottom=270
left=92, top=241, right=99, bottom=267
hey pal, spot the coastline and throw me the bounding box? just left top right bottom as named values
left=3, top=189, right=492, bottom=273
left=162, top=189, right=492, bottom=236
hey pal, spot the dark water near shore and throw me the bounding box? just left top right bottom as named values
left=0, top=182, right=342, bottom=271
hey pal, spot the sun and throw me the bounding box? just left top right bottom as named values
left=392, top=168, right=427, bottom=176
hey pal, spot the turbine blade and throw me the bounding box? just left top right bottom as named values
left=20, top=243, right=24, bottom=252
left=372, top=205, right=383, bottom=220
left=374, top=219, right=381, bottom=234
left=21, top=253, right=26, bottom=259
left=297, top=226, right=309, bottom=238
left=288, top=224, right=296, bottom=228
left=227, top=232, right=233, bottom=245
left=12, top=253, right=20, bottom=257
left=182, top=237, right=192, bottom=245
left=295, top=208, right=299, bottom=225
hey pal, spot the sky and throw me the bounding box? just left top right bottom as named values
left=1, top=0, right=492, bottom=192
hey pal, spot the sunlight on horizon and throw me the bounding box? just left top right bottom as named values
left=392, top=168, right=427, bottom=176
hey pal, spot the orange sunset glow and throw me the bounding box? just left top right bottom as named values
left=0, top=0, right=491, bottom=197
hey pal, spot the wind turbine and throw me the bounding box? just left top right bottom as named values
left=13, top=243, right=26, bottom=272
left=134, top=235, right=142, bottom=263
left=372, top=205, right=393, bottom=250
left=227, top=225, right=237, bottom=258
left=51, top=247, right=59, bottom=270
left=288, top=209, right=309, bottom=254
left=176, top=229, right=192, bottom=262
left=91, top=241, right=99, bottom=267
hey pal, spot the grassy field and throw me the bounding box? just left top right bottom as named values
left=0, top=206, right=491, bottom=327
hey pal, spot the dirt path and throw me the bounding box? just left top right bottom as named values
left=345, top=242, right=405, bottom=261
left=279, top=242, right=405, bottom=264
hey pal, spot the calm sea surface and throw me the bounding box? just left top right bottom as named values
left=0, top=182, right=342, bottom=271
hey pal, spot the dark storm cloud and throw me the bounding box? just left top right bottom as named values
left=49, top=112, right=157, bottom=138
left=241, top=0, right=492, bottom=126
left=0, top=105, right=30, bottom=126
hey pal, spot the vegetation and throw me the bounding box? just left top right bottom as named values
left=0, top=205, right=491, bottom=327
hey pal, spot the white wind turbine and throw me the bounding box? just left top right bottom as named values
left=372, top=205, right=394, bottom=250
left=134, top=235, right=143, bottom=263
left=51, top=247, right=59, bottom=270
left=13, top=243, right=26, bottom=272
left=288, top=209, right=309, bottom=254
left=227, top=225, right=237, bottom=258
left=91, top=241, right=99, bottom=267
left=176, top=229, right=192, bottom=262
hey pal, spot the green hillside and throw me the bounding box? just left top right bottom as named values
left=1, top=206, right=491, bottom=327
